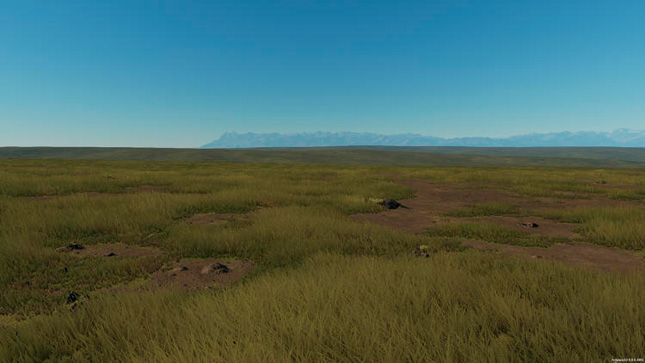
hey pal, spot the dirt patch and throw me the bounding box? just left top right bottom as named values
left=149, top=259, right=254, bottom=290
left=125, top=185, right=166, bottom=192
left=391, top=179, right=531, bottom=213
left=463, top=240, right=645, bottom=274
left=24, top=195, right=57, bottom=201
left=354, top=177, right=644, bottom=273
left=352, top=179, right=638, bottom=234
left=185, top=213, right=250, bottom=226
left=353, top=207, right=439, bottom=234
left=61, top=243, right=162, bottom=258
left=464, top=216, right=581, bottom=239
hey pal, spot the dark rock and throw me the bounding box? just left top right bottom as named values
left=106, top=252, right=117, bottom=257
left=521, top=222, right=539, bottom=228
left=210, top=263, right=230, bottom=274
left=414, top=245, right=431, bottom=258
left=180, top=266, right=189, bottom=271
left=378, top=199, right=408, bottom=210
left=66, top=292, right=79, bottom=304
left=67, top=243, right=84, bottom=250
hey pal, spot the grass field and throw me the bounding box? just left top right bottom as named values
left=1, top=146, right=645, bottom=167
left=0, top=158, right=643, bottom=362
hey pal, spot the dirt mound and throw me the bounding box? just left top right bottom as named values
left=463, top=240, right=645, bottom=274
left=150, top=259, right=254, bottom=290
left=185, top=213, right=250, bottom=226
left=60, top=243, right=162, bottom=258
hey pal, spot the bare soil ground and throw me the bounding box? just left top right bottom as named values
left=353, top=178, right=645, bottom=273
left=464, top=216, right=581, bottom=239
left=463, top=240, right=645, bottom=274
left=57, top=244, right=255, bottom=291
left=149, top=259, right=254, bottom=290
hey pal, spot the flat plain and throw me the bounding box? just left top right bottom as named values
left=0, top=153, right=643, bottom=362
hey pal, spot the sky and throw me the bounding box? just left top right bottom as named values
left=1, top=0, right=644, bottom=147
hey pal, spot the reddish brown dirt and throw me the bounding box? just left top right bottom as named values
left=149, top=259, right=254, bottom=290
left=465, top=216, right=581, bottom=239
left=353, top=179, right=528, bottom=233
left=60, top=243, right=162, bottom=258
left=353, top=178, right=645, bottom=273
left=353, top=179, right=640, bottom=233
left=185, top=213, right=250, bottom=226
left=463, top=240, right=645, bottom=274
left=24, top=195, right=57, bottom=201
left=125, top=185, right=166, bottom=192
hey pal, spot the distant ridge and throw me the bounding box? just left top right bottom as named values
left=201, top=129, right=645, bottom=148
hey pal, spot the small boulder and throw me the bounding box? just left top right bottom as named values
left=180, top=266, right=189, bottom=271
left=521, top=222, right=539, bottom=228
left=201, top=263, right=230, bottom=275
left=106, top=252, right=118, bottom=257
left=379, top=199, right=408, bottom=210
left=413, top=245, right=431, bottom=258
left=67, top=243, right=84, bottom=251
left=66, top=292, right=79, bottom=304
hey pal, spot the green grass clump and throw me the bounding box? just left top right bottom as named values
left=542, top=207, right=645, bottom=250
left=426, top=222, right=562, bottom=247
left=1, top=253, right=642, bottom=362
left=607, top=188, right=645, bottom=202
left=445, top=202, right=520, bottom=217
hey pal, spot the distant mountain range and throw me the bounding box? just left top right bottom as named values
left=201, top=129, right=645, bottom=148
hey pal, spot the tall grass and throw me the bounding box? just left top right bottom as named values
left=444, top=202, right=520, bottom=217
left=1, top=159, right=643, bottom=361
left=0, top=161, right=414, bottom=313
left=541, top=207, right=645, bottom=249
left=163, top=206, right=463, bottom=266
left=425, top=221, right=562, bottom=247
left=1, top=253, right=642, bottom=362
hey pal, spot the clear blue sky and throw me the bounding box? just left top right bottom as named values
left=2, top=0, right=644, bottom=147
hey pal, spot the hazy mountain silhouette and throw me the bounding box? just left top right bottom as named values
left=201, top=129, right=645, bottom=148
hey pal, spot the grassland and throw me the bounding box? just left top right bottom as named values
left=1, top=146, right=644, bottom=167
left=0, top=158, right=643, bottom=362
